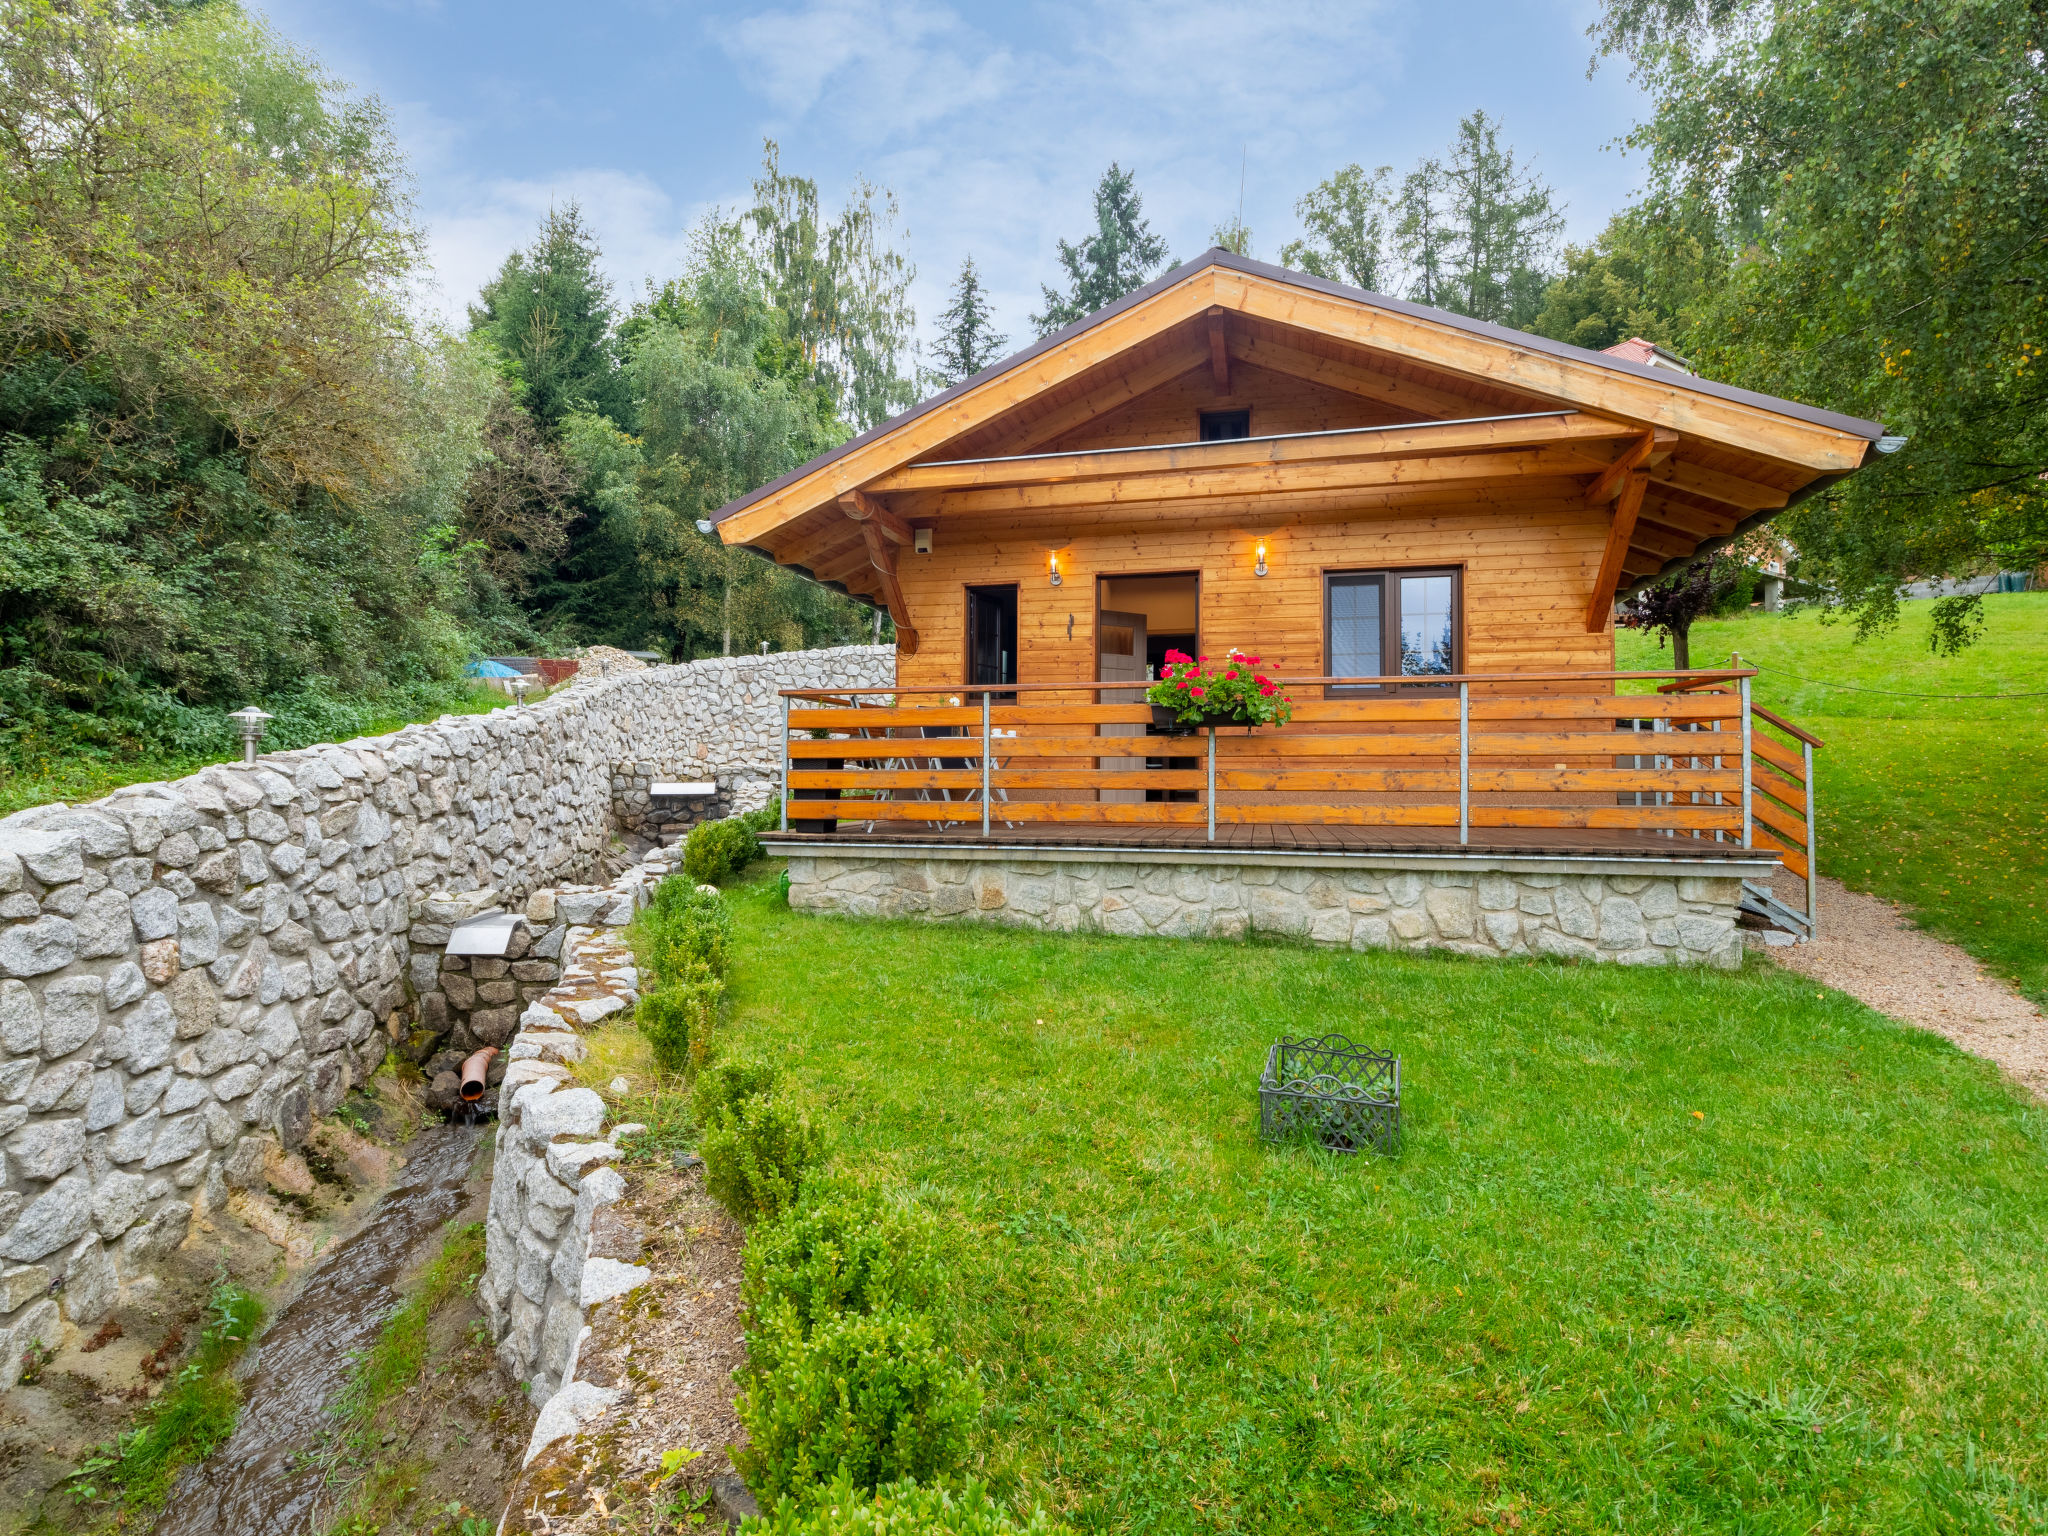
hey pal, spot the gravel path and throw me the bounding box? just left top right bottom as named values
left=1763, top=873, right=2048, bottom=1100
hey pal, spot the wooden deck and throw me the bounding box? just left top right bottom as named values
left=763, top=818, right=1765, bottom=863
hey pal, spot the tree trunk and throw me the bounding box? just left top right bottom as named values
left=1671, top=623, right=1691, bottom=671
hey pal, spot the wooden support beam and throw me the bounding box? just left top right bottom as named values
left=852, top=513, right=919, bottom=654
left=1586, top=470, right=1650, bottom=632
left=870, top=411, right=1634, bottom=494
left=1207, top=306, right=1231, bottom=392
left=914, top=443, right=1615, bottom=517
left=1649, top=458, right=1790, bottom=511
left=837, top=488, right=913, bottom=544
left=983, top=337, right=1212, bottom=456
left=1224, top=331, right=1502, bottom=419
left=1583, top=429, right=1675, bottom=506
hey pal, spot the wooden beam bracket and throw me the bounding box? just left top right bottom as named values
left=1586, top=470, right=1650, bottom=632
left=839, top=492, right=919, bottom=653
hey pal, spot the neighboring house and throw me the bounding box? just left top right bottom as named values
left=709, top=250, right=1882, bottom=959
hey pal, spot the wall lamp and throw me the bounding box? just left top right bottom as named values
left=1254, top=539, right=1269, bottom=578
left=228, top=706, right=273, bottom=765
left=1048, top=550, right=1064, bottom=587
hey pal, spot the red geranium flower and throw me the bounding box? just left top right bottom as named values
left=1191, top=686, right=1205, bottom=697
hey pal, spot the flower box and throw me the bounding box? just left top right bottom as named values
left=1147, top=705, right=1244, bottom=735
left=1144, top=648, right=1292, bottom=732
left=1258, top=1033, right=1400, bottom=1155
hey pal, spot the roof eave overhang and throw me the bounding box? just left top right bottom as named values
left=713, top=251, right=1885, bottom=550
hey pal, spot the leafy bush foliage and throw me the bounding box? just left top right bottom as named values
left=633, top=877, right=734, bottom=1071
left=745, top=1475, right=1069, bottom=1536
left=691, top=1052, right=778, bottom=1125
left=685, top=814, right=763, bottom=886
left=734, top=1310, right=980, bottom=1502
left=701, top=1086, right=823, bottom=1225
left=635, top=972, right=720, bottom=1075
left=742, top=1186, right=941, bottom=1355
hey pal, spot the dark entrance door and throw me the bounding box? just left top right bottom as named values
left=966, top=584, right=1018, bottom=698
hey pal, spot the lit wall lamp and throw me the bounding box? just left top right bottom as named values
left=228, top=706, right=273, bottom=765
left=1254, top=538, right=1269, bottom=578
left=1048, top=550, right=1064, bottom=587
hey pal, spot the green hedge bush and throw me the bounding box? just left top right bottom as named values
left=742, top=1187, right=940, bottom=1352
left=692, top=1053, right=778, bottom=1126
left=633, top=878, right=734, bottom=1070
left=702, top=1087, right=824, bottom=1225
left=734, top=1310, right=981, bottom=1502
left=742, top=1475, right=1069, bottom=1536
left=685, top=814, right=763, bottom=885
left=635, top=965, right=721, bottom=1074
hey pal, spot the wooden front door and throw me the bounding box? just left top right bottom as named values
left=1096, top=609, right=1148, bottom=804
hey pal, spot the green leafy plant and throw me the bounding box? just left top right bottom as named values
left=744, top=1473, right=1070, bottom=1535
left=742, top=1187, right=941, bottom=1361
left=702, top=1086, right=824, bottom=1224
left=734, top=1310, right=981, bottom=1501
left=1146, top=647, right=1292, bottom=728
left=636, top=965, right=722, bottom=1074
left=692, top=1052, right=779, bottom=1126
left=68, top=1280, right=264, bottom=1514
left=685, top=814, right=763, bottom=886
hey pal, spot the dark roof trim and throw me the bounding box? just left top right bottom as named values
left=712, top=249, right=1886, bottom=528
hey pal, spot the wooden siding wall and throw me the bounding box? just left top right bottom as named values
left=1030, top=360, right=1413, bottom=453
left=895, top=496, right=1620, bottom=692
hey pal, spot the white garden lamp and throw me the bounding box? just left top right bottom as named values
left=228, top=706, right=273, bottom=765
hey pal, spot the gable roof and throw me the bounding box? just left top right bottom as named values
left=711, top=248, right=1883, bottom=543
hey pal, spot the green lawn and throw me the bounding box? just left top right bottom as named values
left=1617, top=593, right=2048, bottom=1005
left=723, top=868, right=2048, bottom=1534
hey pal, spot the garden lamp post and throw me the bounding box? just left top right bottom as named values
left=228, top=706, right=273, bottom=765
left=509, top=674, right=531, bottom=704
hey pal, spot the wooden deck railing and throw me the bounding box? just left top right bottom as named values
left=778, top=670, right=1788, bottom=839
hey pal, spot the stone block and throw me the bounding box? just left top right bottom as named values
left=1597, top=898, right=1648, bottom=953
left=0, top=1172, right=92, bottom=1261
left=62, top=1235, right=117, bottom=1325
left=42, top=975, right=104, bottom=1058
left=0, top=918, right=78, bottom=978
left=1424, top=887, right=1477, bottom=939
left=10, top=1118, right=85, bottom=1181
left=0, top=980, right=37, bottom=1055
left=104, top=962, right=146, bottom=1010
left=91, top=1172, right=150, bottom=1238
left=76, top=889, right=137, bottom=957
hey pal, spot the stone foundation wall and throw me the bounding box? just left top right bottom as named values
left=782, top=848, right=1754, bottom=968
left=0, top=646, right=890, bottom=1386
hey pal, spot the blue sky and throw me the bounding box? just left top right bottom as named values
left=258, top=0, right=1650, bottom=350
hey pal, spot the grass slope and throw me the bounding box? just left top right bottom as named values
left=721, top=868, right=2048, bottom=1534
left=1617, top=593, right=2048, bottom=1004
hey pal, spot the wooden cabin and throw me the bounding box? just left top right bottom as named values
left=711, top=251, right=1880, bottom=965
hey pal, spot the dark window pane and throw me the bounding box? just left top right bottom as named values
left=1199, top=409, right=1250, bottom=441
left=1329, top=577, right=1382, bottom=677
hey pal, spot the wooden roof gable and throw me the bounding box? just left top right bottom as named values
left=711, top=251, right=1884, bottom=642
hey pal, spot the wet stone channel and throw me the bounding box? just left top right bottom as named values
left=155, top=1125, right=486, bottom=1536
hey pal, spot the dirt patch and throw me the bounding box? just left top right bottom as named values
left=1767, top=872, right=2048, bottom=1099
left=502, top=1161, right=750, bottom=1534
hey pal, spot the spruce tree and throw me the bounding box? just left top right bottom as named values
left=924, top=256, right=1009, bottom=390
left=1032, top=164, right=1172, bottom=335
left=1439, top=111, right=1564, bottom=328
left=468, top=205, right=631, bottom=431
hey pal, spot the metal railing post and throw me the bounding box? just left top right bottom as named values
left=1207, top=727, right=1217, bottom=842
left=981, top=690, right=992, bottom=839
left=1457, top=681, right=1470, bottom=846
left=1739, top=674, right=1753, bottom=847
left=1803, top=739, right=1819, bottom=939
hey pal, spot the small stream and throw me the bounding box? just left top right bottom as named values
left=156, top=1124, right=485, bottom=1536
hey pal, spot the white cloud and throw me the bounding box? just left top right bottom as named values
left=712, top=0, right=1401, bottom=342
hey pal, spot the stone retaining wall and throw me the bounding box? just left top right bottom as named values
left=779, top=846, right=1759, bottom=968
left=477, top=851, right=670, bottom=1401
left=0, top=646, right=890, bottom=1386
